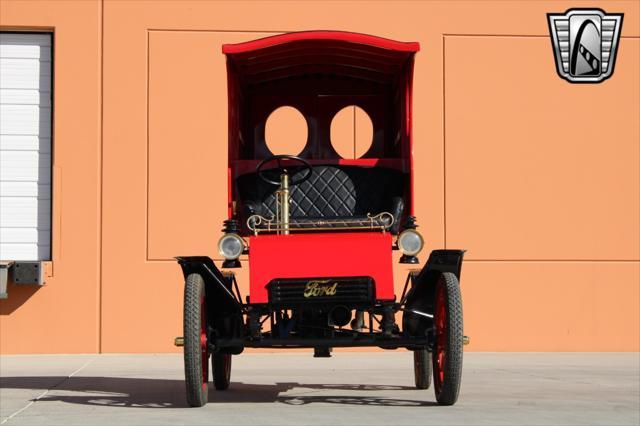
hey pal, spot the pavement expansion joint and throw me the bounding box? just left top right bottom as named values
left=0, top=358, right=95, bottom=425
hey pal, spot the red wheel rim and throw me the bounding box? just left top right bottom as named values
left=200, top=292, right=208, bottom=390
left=434, top=283, right=447, bottom=393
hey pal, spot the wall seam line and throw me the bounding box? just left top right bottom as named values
left=443, top=34, right=640, bottom=39
left=442, top=35, right=447, bottom=249
left=146, top=30, right=150, bottom=262
left=98, top=0, right=104, bottom=354
left=147, top=29, right=289, bottom=33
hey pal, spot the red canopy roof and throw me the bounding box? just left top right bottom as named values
left=222, top=31, right=419, bottom=84
left=222, top=31, right=420, bottom=54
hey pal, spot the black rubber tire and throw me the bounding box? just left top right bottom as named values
left=213, top=353, right=232, bottom=390
left=414, top=349, right=432, bottom=389
left=432, top=272, right=463, bottom=405
left=183, top=273, right=209, bottom=407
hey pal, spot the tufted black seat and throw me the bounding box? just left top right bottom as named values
left=236, top=165, right=406, bottom=234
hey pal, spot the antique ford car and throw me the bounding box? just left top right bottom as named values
left=175, top=31, right=466, bottom=407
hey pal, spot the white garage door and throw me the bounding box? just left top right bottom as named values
left=0, top=33, right=52, bottom=261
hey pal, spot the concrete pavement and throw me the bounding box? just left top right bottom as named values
left=1, top=352, right=639, bottom=425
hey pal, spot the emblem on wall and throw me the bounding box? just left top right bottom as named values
left=547, top=9, right=623, bottom=83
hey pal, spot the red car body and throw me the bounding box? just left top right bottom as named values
left=249, top=232, right=395, bottom=303
left=176, top=31, right=466, bottom=408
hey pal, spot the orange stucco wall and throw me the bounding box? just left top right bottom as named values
left=1, top=0, right=638, bottom=354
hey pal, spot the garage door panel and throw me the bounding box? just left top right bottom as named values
left=0, top=243, right=50, bottom=261
left=0, top=105, right=51, bottom=136
left=0, top=71, right=51, bottom=91
left=0, top=135, right=51, bottom=152
left=0, top=46, right=51, bottom=61
left=445, top=36, right=640, bottom=260
left=0, top=182, right=50, bottom=198
left=0, top=33, right=51, bottom=47
left=0, top=152, right=51, bottom=182
left=0, top=89, right=51, bottom=106
left=0, top=197, right=51, bottom=228
left=0, top=228, right=51, bottom=245
left=0, top=32, right=52, bottom=262
left=0, top=57, right=51, bottom=76
left=0, top=62, right=51, bottom=91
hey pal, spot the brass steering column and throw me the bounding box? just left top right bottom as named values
left=275, top=171, right=290, bottom=235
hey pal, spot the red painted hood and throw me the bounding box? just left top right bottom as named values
left=248, top=232, right=395, bottom=304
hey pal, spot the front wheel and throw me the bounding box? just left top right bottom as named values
left=413, top=349, right=432, bottom=389
left=213, top=353, right=232, bottom=390
left=432, top=272, right=464, bottom=405
left=183, top=273, right=209, bottom=407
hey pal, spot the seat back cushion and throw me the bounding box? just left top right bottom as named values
left=236, top=165, right=406, bottom=232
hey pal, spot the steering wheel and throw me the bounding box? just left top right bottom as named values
left=257, top=155, right=313, bottom=186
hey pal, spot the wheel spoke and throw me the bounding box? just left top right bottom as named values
left=434, top=283, right=448, bottom=392
left=200, top=295, right=208, bottom=389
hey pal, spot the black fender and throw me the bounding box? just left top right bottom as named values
left=402, top=250, right=465, bottom=339
left=176, top=256, right=243, bottom=350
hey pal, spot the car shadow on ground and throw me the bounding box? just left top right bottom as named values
left=0, top=377, right=438, bottom=408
